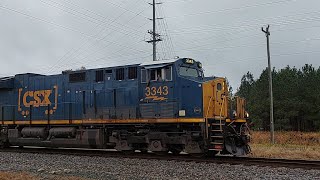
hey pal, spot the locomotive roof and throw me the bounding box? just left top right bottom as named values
left=140, top=59, right=177, bottom=66
left=0, top=59, right=184, bottom=78
left=62, top=59, right=180, bottom=73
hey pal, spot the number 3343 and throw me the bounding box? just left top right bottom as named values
left=145, top=86, right=169, bottom=96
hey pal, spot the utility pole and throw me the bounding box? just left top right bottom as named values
left=147, top=0, right=162, bottom=61
left=262, top=25, right=275, bottom=144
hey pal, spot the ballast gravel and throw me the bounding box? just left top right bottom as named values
left=0, top=151, right=319, bottom=180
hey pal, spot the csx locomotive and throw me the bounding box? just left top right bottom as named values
left=0, top=58, right=250, bottom=156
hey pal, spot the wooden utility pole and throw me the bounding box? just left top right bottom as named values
left=262, top=25, right=275, bottom=144
left=147, top=0, right=162, bottom=61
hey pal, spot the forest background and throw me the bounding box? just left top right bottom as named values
left=236, top=64, right=320, bottom=131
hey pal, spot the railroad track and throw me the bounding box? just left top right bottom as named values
left=0, top=147, right=319, bottom=170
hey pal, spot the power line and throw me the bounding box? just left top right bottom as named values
left=41, top=0, right=146, bottom=36
left=51, top=51, right=153, bottom=73
left=156, top=4, right=170, bottom=60
left=0, top=2, right=149, bottom=74
left=204, top=50, right=320, bottom=67
left=39, top=0, right=148, bottom=63
left=169, top=10, right=320, bottom=37
left=69, top=22, right=150, bottom=65
left=0, top=4, right=94, bottom=38
left=52, top=6, right=150, bottom=70
left=158, top=2, right=176, bottom=58
left=167, top=0, right=298, bottom=18
left=171, top=16, right=320, bottom=52
left=47, top=0, right=146, bottom=73
left=103, top=0, right=149, bottom=19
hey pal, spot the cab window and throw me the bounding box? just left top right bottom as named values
left=199, top=70, right=204, bottom=78
left=164, top=66, right=172, bottom=81
left=150, top=69, right=162, bottom=81
left=141, top=69, right=147, bottom=83
left=179, top=66, right=199, bottom=77
left=141, top=66, right=172, bottom=83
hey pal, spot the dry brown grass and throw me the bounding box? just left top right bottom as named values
left=249, top=131, right=320, bottom=160
left=0, top=171, right=87, bottom=180
left=0, top=172, right=37, bottom=180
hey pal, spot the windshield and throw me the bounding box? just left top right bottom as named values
left=179, top=66, right=199, bottom=77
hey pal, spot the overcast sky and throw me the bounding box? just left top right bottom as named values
left=1, top=0, right=320, bottom=88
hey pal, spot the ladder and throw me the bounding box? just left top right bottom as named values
left=205, top=93, right=227, bottom=153
left=209, top=117, right=225, bottom=151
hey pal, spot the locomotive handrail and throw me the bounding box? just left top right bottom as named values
left=205, top=96, right=213, bottom=139
left=219, top=95, right=226, bottom=131
left=1, top=106, right=3, bottom=125
left=205, top=96, right=213, bottom=119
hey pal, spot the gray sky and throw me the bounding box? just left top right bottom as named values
left=1, top=0, right=320, bottom=88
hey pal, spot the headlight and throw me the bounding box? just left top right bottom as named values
left=245, top=111, right=249, bottom=118
left=232, top=110, right=237, bottom=118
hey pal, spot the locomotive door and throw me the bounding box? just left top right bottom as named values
left=140, top=65, right=176, bottom=118
left=67, top=86, right=89, bottom=120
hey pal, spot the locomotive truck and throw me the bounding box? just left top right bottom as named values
left=0, top=58, right=250, bottom=156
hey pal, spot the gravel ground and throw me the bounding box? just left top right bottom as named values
left=0, top=152, right=319, bottom=180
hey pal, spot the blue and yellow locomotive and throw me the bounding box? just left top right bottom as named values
left=0, top=58, right=250, bottom=156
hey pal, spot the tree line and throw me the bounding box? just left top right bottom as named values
left=236, top=64, right=320, bottom=131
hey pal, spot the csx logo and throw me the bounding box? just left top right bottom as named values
left=22, top=90, right=52, bottom=107
left=18, top=86, right=58, bottom=115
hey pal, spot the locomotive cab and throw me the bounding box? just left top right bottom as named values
left=139, top=58, right=204, bottom=119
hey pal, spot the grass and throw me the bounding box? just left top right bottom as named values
left=0, top=172, right=37, bottom=180
left=249, top=131, right=320, bottom=160
left=0, top=171, right=87, bottom=180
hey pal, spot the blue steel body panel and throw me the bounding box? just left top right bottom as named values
left=0, top=59, right=215, bottom=122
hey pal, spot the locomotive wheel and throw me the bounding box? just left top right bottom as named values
left=0, top=140, right=9, bottom=149
left=169, top=149, right=181, bottom=155
left=122, top=150, right=135, bottom=155
left=0, top=142, right=5, bottom=149
left=190, top=153, right=205, bottom=158
left=154, top=151, right=168, bottom=156
left=206, top=150, right=219, bottom=157
left=140, top=149, right=148, bottom=154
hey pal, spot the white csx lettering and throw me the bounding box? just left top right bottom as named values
left=23, top=90, right=52, bottom=107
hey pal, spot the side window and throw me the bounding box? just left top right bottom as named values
left=128, top=67, right=137, bottom=79
left=69, top=72, right=86, bottom=83
left=141, top=69, right=147, bottom=83
left=150, top=69, right=157, bottom=81
left=105, top=69, right=113, bottom=81
left=164, top=66, right=172, bottom=81
left=116, top=68, right=125, bottom=80
left=105, top=69, right=112, bottom=74
left=95, top=70, right=104, bottom=82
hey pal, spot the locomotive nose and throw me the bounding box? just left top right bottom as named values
left=202, top=78, right=251, bottom=156
left=202, top=78, right=228, bottom=119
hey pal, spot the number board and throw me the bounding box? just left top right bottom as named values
left=144, top=86, right=169, bottom=101
left=184, top=58, right=194, bottom=64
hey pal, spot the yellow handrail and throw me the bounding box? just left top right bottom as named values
left=205, top=96, right=213, bottom=139
left=205, top=96, right=213, bottom=119
left=219, top=95, right=226, bottom=131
